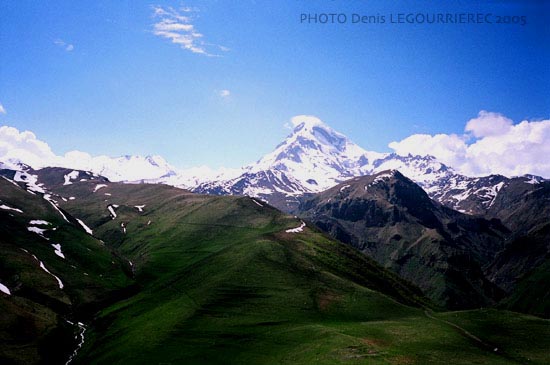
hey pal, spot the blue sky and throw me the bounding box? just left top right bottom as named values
left=0, top=0, right=548, bottom=169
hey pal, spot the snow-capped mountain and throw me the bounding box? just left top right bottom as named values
left=59, top=153, right=242, bottom=190
left=194, top=169, right=310, bottom=209
left=192, top=116, right=547, bottom=212
left=426, top=173, right=547, bottom=215
left=62, top=154, right=177, bottom=182
left=1, top=116, right=546, bottom=214
left=148, top=165, right=243, bottom=190
left=242, top=117, right=459, bottom=193
left=194, top=116, right=387, bottom=207
left=371, top=153, right=453, bottom=186
left=246, top=116, right=384, bottom=191
left=194, top=116, right=461, bottom=210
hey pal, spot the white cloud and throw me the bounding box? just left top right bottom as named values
left=54, top=39, right=74, bottom=52
left=0, top=103, right=6, bottom=115
left=465, top=110, right=513, bottom=138
left=0, top=126, right=56, bottom=167
left=0, top=126, right=176, bottom=181
left=219, top=89, right=230, bottom=98
left=3, top=110, right=550, bottom=182
left=464, top=119, right=550, bottom=177
left=290, top=115, right=324, bottom=127
left=152, top=5, right=227, bottom=57
left=389, top=111, right=550, bottom=178
left=388, top=133, right=468, bottom=170
left=0, top=126, right=104, bottom=170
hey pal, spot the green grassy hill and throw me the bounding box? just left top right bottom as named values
left=49, top=180, right=549, bottom=365
left=499, top=258, right=550, bottom=318
left=2, top=171, right=549, bottom=365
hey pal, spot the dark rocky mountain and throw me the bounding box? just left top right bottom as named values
left=423, top=172, right=550, bottom=316
left=483, top=178, right=550, bottom=317
left=297, top=170, right=509, bottom=309
left=296, top=168, right=550, bottom=317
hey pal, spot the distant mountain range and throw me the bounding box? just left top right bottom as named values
left=191, top=117, right=547, bottom=216
left=2, top=117, right=546, bottom=216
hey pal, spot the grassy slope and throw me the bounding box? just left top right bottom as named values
left=0, top=178, right=133, bottom=364
left=48, top=181, right=549, bottom=365
left=500, top=258, right=550, bottom=318
left=435, top=310, right=550, bottom=364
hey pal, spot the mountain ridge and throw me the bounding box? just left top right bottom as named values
left=1, top=117, right=547, bottom=215
left=295, top=169, right=509, bottom=308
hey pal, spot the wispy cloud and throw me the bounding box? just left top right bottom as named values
left=152, top=5, right=228, bottom=57
left=0, top=103, right=6, bottom=115
left=219, top=89, right=231, bottom=98
left=54, top=39, right=74, bottom=52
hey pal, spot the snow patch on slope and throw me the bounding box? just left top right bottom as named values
left=28, top=226, right=48, bottom=236
left=44, top=194, right=70, bottom=222
left=29, top=220, right=50, bottom=225
left=0, top=282, right=11, bottom=295
left=76, top=218, right=93, bottom=235
left=22, top=250, right=65, bottom=289
left=0, top=204, right=23, bottom=213
left=63, top=170, right=79, bottom=185
left=51, top=243, right=65, bottom=259
left=14, top=171, right=45, bottom=194
left=107, top=205, right=117, bottom=219
left=94, top=184, right=107, bottom=192
left=39, top=260, right=64, bottom=288
left=285, top=221, right=306, bottom=233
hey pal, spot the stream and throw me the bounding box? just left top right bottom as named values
left=65, top=321, right=87, bottom=365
